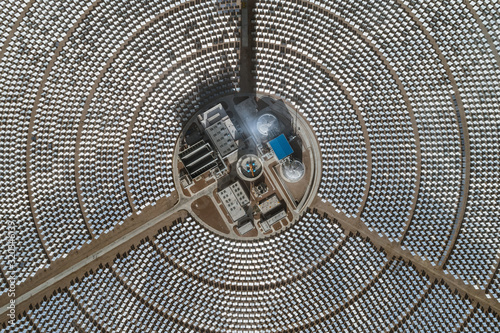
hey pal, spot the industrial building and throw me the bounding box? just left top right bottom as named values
left=2, top=0, right=499, bottom=331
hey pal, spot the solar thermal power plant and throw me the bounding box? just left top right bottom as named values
left=1, top=0, right=500, bottom=332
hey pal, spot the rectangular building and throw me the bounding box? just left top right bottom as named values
left=218, top=181, right=249, bottom=222
left=260, top=210, right=287, bottom=232
left=237, top=221, right=255, bottom=235
left=258, top=194, right=280, bottom=215
left=179, top=140, right=219, bottom=178
left=230, top=181, right=250, bottom=206
left=268, top=134, right=293, bottom=160
left=206, top=119, right=238, bottom=158
left=198, top=103, right=227, bottom=129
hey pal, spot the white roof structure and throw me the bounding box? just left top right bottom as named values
left=229, top=181, right=250, bottom=206
left=218, top=181, right=249, bottom=222
left=237, top=220, right=255, bottom=235
left=198, top=103, right=227, bottom=129
left=206, top=119, right=238, bottom=158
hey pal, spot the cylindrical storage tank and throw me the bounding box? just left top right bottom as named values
left=281, top=159, right=305, bottom=183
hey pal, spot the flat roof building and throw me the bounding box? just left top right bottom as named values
left=179, top=140, right=219, bottom=178
left=218, top=181, right=249, bottom=222
left=258, top=194, right=280, bottom=215
left=198, top=103, right=227, bottom=129
left=237, top=220, right=255, bottom=235
left=229, top=181, right=250, bottom=206
left=269, top=134, right=294, bottom=160
left=260, top=210, right=287, bottom=232
left=206, top=119, right=238, bottom=158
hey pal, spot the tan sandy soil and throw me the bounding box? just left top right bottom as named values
left=192, top=196, right=229, bottom=234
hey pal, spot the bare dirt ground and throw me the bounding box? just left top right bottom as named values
left=191, top=173, right=216, bottom=194
left=192, top=196, right=229, bottom=234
